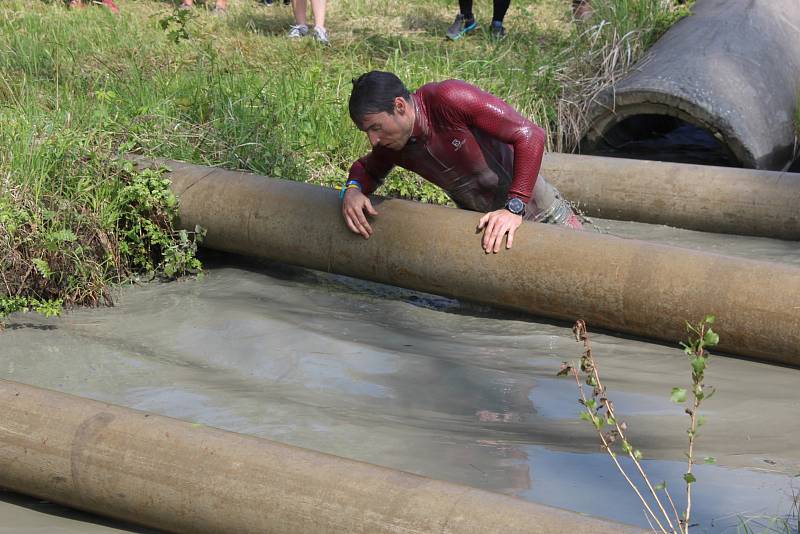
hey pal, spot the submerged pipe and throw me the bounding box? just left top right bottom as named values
left=540, top=153, right=800, bottom=240
left=140, top=158, right=800, bottom=366
left=581, top=0, right=800, bottom=170
left=0, top=379, right=640, bottom=533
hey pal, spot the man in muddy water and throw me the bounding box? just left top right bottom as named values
left=341, top=71, right=583, bottom=254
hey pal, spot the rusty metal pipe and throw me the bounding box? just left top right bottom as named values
left=540, top=153, right=800, bottom=240
left=142, top=158, right=800, bottom=366
left=0, top=379, right=641, bottom=533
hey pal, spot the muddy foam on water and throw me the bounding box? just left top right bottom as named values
left=1, top=219, right=799, bottom=531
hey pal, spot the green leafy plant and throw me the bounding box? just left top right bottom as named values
left=674, top=315, right=718, bottom=529
left=0, top=296, right=63, bottom=330
left=115, top=161, right=205, bottom=279
left=159, top=8, right=195, bottom=45
left=558, top=316, right=718, bottom=533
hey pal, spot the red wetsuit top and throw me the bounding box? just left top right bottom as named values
left=348, top=80, right=546, bottom=212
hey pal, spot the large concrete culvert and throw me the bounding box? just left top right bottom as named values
left=581, top=0, right=800, bottom=170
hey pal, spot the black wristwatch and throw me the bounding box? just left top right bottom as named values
left=504, top=197, right=526, bottom=216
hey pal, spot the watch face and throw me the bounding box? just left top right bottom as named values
left=507, top=197, right=524, bottom=214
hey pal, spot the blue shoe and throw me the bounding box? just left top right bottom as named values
left=490, top=20, right=507, bottom=40
left=446, top=14, right=477, bottom=40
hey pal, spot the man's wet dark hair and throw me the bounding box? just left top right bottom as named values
left=349, top=71, right=411, bottom=124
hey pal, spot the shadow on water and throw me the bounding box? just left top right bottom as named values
left=5, top=323, right=57, bottom=331
left=197, top=249, right=787, bottom=369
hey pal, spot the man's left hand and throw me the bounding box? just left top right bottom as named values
left=477, top=209, right=523, bottom=253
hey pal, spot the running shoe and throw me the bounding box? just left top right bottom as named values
left=313, top=25, right=329, bottom=46
left=263, top=0, right=273, bottom=5
left=490, top=20, right=506, bottom=40
left=446, top=14, right=477, bottom=41
left=288, top=24, right=308, bottom=38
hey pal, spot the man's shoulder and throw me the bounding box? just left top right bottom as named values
left=417, top=79, right=477, bottom=97
left=417, top=80, right=482, bottom=111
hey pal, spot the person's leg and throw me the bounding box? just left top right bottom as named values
left=310, top=0, right=325, bottom=29
left=490, top=0, right=510, bottom=39
left=459, top=0, right=473, bottom=20
left=288, top=0, right=310, bottom=37
left=492, top=0, right=510, bottom=23
left=525, top=177, right=583, bottom=230
left=293, top=0, right=307, bottom=25
left=310, top=0, right=329, bottom=44
left=101, top=0, right=120, bottom=13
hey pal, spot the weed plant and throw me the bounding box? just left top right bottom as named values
left=0, top=0, right=689, bottom=322
left=559, top=316, right=718, bottom=533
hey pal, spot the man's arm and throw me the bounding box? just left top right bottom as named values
left=342, top=151, right=395, bottom=239
left=436, top=80, right=546, bottom=203
left=347, top=151, right=395, bottom=195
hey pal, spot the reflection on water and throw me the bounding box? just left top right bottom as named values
left=2, top=222, right=800, bottom=531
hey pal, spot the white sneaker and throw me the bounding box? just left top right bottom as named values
left=312, top=25, right=329, bottom=45
left=288, top=24, right=308, bottom=38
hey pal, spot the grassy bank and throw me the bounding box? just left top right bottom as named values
left=0, top=0, right=689, bottom=319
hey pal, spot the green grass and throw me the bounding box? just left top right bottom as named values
left=0, top=0, right=689, bottom=318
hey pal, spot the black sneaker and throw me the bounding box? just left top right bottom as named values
left=262, top=0, right=273, bottom=5
left=283, top=0, right=290, bottom=4
left=490, top=20, right=507, bottom=40
left=446, top=13, right=477, bottom=40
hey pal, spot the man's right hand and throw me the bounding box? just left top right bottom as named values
left=342, top=188, right=378, bottom=239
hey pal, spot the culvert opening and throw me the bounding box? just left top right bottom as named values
left=585, top=114, right=740, bottom=167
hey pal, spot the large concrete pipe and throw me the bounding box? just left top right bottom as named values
left=0, top=379, right=641, bottom=533
left=540, top=153, right=800, bottom=239
left=138, top=158, right=800, bottom=366
left=581, top=0, right=800, bottom=170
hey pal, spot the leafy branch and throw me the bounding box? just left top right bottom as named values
left=675, top=315, right=718, bottom=531
left=559, top=316, right=718, bottom=533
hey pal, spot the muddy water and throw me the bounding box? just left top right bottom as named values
left=1, top=219, right=800, bottom=532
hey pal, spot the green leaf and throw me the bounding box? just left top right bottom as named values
left=579, top=412, right=591, bottom=422
left=32, top=258, right=52, bottom=279
left=683, top=472, right=697, bottom=484
left=697, top=415, right=706, bottom=427
left=671, top=387, right=687, bottom=403
left=622, top=440, right=632, bottom=454
left=704, top=456, right=716, bottom=464
left=654, top=481, right=667, bottom=490
left=585, top=398, right=596, bottom=410
left=704, top=314, right=716, bottom=325
left=47, top=229, right=77, bottom=243
left=703, top=329, right=719, bottom=347
left=691, top=357, right=706, bottom=376
left=633, top=449, right=643, bottom=460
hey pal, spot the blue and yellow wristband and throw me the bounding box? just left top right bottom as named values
left=338, top=179, right=363, bottom=201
